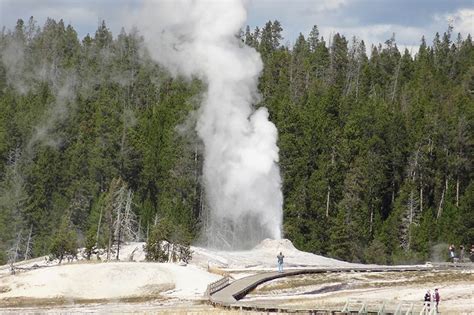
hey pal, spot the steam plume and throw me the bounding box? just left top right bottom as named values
left=136, top=0, right=283, bottom=249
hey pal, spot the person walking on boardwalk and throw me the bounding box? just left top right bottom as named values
left=424, top=290, right=431, bottom=312
left=277, top=252, right=284, bottom=273
left=448, top=244, right=455, bottom=262
left=433, top=288, right=440, bottom=313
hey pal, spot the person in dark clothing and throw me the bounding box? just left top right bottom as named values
left=424, top=290, right=431, bottom=311
left=277, top=252, right=284, bottom=272
left=434, top=288, right=440, bottom=313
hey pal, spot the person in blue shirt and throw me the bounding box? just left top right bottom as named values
left=277, top=252, right=284, bottom=272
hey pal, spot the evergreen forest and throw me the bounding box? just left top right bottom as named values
left=0, top=18, right=472, bottom=265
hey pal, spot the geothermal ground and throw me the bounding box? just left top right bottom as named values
left=0, top=239, right=472, bottom=314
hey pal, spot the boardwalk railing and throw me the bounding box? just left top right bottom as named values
left=419, top=303, right=437, bottom=315
left=205, top=275, right=230, bottom=297
left=340, top=298, right=424, bottom=315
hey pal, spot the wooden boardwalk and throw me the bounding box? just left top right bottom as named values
left=209, top=266, right=433, bottom=306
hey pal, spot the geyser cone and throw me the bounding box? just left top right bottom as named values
left=136, top=0, right=283, bottom=250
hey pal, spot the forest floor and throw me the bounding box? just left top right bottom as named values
left=0, top=239, right=472, bottom=314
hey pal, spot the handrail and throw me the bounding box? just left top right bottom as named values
left=394, top=303, right=402, bottom=315
left=378, top=300, right=386, bottom=314
left=205, top=275, right=230, bottom=297
left=419, top=303, right=437, bottom=315
left=342, top=298, right=427, bottom=315
left=341, top=299, right=350, bottom=312
left=419, top=304, right=427, bottom=315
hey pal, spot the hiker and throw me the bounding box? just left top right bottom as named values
left=470, top=245, right=474, bottom=262
left=277, top=252, right=284, bottom=273
left=424, top=290, right=431, bottom=311
left=448, top=244, right=455, bottom=262
left=459, top=245, right=465, bottom=262
left=433, top=288, right=440, bottom=313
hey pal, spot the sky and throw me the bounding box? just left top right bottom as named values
left=0, top=0, right=472, bottom=53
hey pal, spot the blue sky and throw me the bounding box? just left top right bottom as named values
left=1, top=0, right=472, bottom=52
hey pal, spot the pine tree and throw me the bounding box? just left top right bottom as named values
left=49, top=213, right=78, bottom=264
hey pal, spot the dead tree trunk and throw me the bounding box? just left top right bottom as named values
left=419, top=175, right=423, bottom=213
left=113, top=185, right=126, bottom=260
left=116, top=208, right=122, bottom=261
left=137, top=217, right=142, bottom=242
left=370, top=207, right=374, bottom=234
left=437, top=178, right=449, bottom=219
left=409, top=190, right=414, bottom=224
left=456, top=176, right=460, bottom=207
left=9, top=230, right=22, bottom=273
left=326, top=185, right=331, bottom=218
left=96, top=207, right=103, bottom=245
left=391, top=57, right=402, bottom=103
left=24, top=225, right=33, bottom=261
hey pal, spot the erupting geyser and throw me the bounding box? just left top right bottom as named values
left=137, top=0, right=283, bottom=249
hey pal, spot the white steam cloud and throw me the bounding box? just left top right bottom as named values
left=135, top=0, right=283, bottom=249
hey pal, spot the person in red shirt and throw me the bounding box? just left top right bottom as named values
left=433, top=288, right=440, bottom=313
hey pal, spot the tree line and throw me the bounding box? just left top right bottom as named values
left=0, top=17, right=472, bottom=265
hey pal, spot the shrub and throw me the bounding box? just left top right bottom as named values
left=145, top=219, right=192, bottom=263
left=49, top=215, right=78, bottom=264
left=364, top=239, right=389, bottom=265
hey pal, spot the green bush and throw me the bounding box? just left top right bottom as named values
left=49, top=215, right=78, bottom=264
left=145, top=219, right=192, bottom=263
left=364, top=239, right=389, bottom=265
left=0, top=251, right=6, bottom=265
left=391, top=249, right=425, bottom=265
